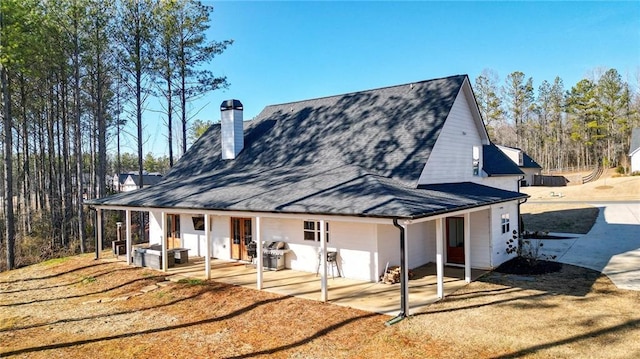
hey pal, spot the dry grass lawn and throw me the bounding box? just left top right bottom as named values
left=2, top=255, right=639, bottom=358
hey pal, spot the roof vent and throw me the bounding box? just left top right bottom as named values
left=220, top=100, right=244, bottom=160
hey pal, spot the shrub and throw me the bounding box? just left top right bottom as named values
left=506, top=230, right=557, bottom=264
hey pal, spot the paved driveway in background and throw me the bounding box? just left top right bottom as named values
left=538, top=202, right=640, bottom=291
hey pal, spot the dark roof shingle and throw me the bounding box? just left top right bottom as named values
left=88, top=75, right=527, bottom=219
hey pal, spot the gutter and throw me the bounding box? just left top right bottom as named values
left=386, top=218, right=408, bottom=326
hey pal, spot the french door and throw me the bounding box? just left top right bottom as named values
left=166, top=214, right=181, bottom=249
left=231, top=218, right=252, bottom=261
left=446, top=217, right=465, bottom=264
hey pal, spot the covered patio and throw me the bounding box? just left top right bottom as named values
left=138, top=256, right=487, bottom=316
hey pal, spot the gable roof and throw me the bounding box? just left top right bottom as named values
left=87, top=75, right=526, bottom=219
left=496, top=145, right=542, bottom=169
left=630, top=128, right=640, bottom=155
left=482, top=144, right=525, bottom=176
left=117, top=173, right=163, bottom=187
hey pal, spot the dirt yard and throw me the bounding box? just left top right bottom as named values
left=1, top=254, right=639, bottom=358
left=521, top=173, right=640, bottom=202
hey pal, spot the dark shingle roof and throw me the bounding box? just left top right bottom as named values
left=522, top=152, right=542, bottom=169
left=483, top=144, right=524, bottom=176
left=497, top=145, right=542, bottom=169
left=630, top=128, right=640, bottom=155
left=88, top=75, right=526, bottom=219
left=117, top=173, right=163, bottom=187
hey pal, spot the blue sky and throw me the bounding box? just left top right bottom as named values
left=135, top=1, right=640, bottom=157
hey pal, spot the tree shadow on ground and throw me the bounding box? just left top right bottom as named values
left=522, top=206, right=599, bottom=234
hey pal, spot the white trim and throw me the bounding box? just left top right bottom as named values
left=88, top=205, right=392, bottom=225
left=408, top=204, right=493, bottom=224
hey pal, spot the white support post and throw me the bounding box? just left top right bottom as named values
left=256, top=218, right=263, bottom=288
left=256, top=216, right=263, bottom=290
left=205, top=214, right=211, bottom=279
left=96, top=208, right=103, bottom=259
left=436, top=218, right=444, bottom=299
left=126, top=210, right=132, bottom=265
left=161, top=211, right=168, bottom=272
left=464, top=212, right=471, bottom=283
left=320, top=219, right=327, bottom=302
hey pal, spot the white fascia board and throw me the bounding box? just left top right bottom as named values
left=404, top=204, right=494, bottom=225
left=87, top=204, right=393, bottom=225
left=463, top=77, right=491, bottom=145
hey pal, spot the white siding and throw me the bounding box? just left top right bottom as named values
left=490, top=202, right=519, bottom=267
left=406, top=221, right=433, bottom=268
left=522, top=168, right=540, bottom=187
left=330, top=221, right=378, bottom=281
left=262, top=218, right=308, bottom=271
left=418, top=88, right=484, bottom=185
left=497, top=146, right=520, bottom=165
left=377, top=224, right=399, bottom=280
left=148, top=210, right=162, bottom=246
left=211, top=215, right=231, bottom=259
left=179, top=215, right=207, bottom=256
left=469, top=210, right=491, bottom=269
left=632, top=152, right=640, bottom=173
left=260, top=218, right=379, bottom=281
left=483, top=176, right=521, bottom=192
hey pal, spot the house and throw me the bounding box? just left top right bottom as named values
left=496, top=145, right=542, bottom=186
left=87, top=75, right=527, bottom=317
left=112, top=172, right=163, bottom=193
left=630, top=128, right=640, bottom=174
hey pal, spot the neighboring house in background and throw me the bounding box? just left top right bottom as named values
left=88, top=75, right=528, bottom=315
left=112, top=172, right=163, bottom=193
left=496, top=145, right=542, bottom=186
left=630, top=128, right=640, bottom=174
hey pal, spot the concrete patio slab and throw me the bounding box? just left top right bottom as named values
left=161, top=258, right=486, bottom=316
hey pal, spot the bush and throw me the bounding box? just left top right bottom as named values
left=616, top=166, right=626, bottom=175
left=505, top=230, right=557, bottom=263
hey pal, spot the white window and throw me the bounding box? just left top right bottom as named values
left=303, top=220, right=329, bottom=242
left=472, top=146, right=481, bottom=176
left=501, top=213, right=510, bottom=234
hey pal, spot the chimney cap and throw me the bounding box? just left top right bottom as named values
left=220, top=99, right=243, bottom=111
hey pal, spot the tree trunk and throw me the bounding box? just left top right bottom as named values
left=2, top=65, right=16, bottom=270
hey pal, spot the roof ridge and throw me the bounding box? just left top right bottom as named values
left=262, top=74, right=468, bottom=109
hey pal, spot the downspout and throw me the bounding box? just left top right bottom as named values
left=94, top=208, right=99, bottom=260
left=517, top=175, right=527, bottom=233
left=386, top=218, right=408, bottom=326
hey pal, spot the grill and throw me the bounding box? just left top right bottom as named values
left=262, top=241, right=290, bottom=271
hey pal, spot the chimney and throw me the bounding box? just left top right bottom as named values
left=220, top=99, right=244, bottom=160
